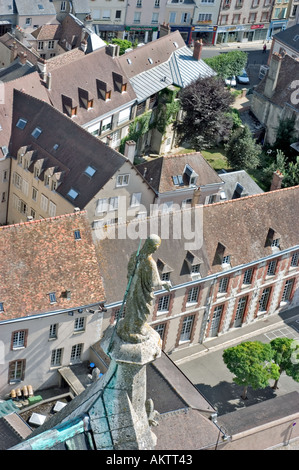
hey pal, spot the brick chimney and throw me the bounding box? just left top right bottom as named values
left=193, top=39, right=203, bottom=61
left=270, top=170, right=284, bottom=191
left=18, top=51, right=27, bottom=65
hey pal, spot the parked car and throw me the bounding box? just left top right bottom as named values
left=237, top=69, right=250, bottom=84
left=224, top=76, right=236, bottom=87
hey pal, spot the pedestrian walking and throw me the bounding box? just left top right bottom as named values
left=263, top=43, right=267, bottom=53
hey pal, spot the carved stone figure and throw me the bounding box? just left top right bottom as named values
left=117, top=234, right=170, bottom=343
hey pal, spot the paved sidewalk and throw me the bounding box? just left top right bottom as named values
left=170, top=307, right=299, bottom=365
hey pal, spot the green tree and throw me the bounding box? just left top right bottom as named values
left=175, top=76, right=234, bottom=149
left=270, top=338, right=299, bottom=390
left=223, top=341, right=280, bottom=400
left=204, top=50, right=248, bottom=79
left=225, top=124, right=261, bottom=170
left=111, top=38, right=133, bottom=55
left=261, top=149, right=299, bottom=188
left=274, top=117, right=297, bottom=162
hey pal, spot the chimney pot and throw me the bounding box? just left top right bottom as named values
left=193, top=39, right=203, bottom=61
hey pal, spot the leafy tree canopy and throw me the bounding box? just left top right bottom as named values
left=270, top=337, right=299, bottom=389
left=111, top=38, right=133, bottom=55
left=225, top=124, right=261, bottom=170
left=223, top=341, right=280, bottom=399
left=175, top=76, right=234, bottom=149
left=204, top=50, right=248, bottom=79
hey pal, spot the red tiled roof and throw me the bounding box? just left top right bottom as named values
left=0, top=211, right=106, bottom=321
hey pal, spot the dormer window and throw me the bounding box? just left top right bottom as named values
left=157, top=258, right=173, bottom=282
left=271, top=238, right=280, bottom=248
left=62, top=95, right=78, bottom=118
left=185, top=251, right=202, bottom=277
left=74, top=230, right=81, bottom=240
left=0, top=302, right=3, bottom=312
left=78, top=88, right=94, bottom=110
left=191, top=264, right=200, bottom=274
left=265, top=228, right=281, bottom=249
left=184, top=164, right=198, bottom=186
left=222, top=255, right=231, bottom=266
left=105, top=90, right=111, bottom=101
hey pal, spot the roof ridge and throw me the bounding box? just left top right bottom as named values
left=203, top=185, right=299, bottom=209
left=0, top=210, right=87, bottom=231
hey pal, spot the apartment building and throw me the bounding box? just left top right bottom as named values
left=191, top=0, right=222, bottom=45
left=89, top=0, right=128, bottom=41
left=94, top=186, right=299, bottom=355
left=125, top=0, right=167, bottom=43
left=164, top=0, right=196, bottom=44
left=269, top=0, right=292, bottom=37
left=215, top=0, right=273, bottom=44
left=0, top=211, right=106, bottom=397
left=7, top=90, right=155, bottom=229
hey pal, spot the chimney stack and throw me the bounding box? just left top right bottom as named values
left=124, top=140, right=136, bottom=163
left=46, top=72, right=52, bottom=90
left=270, top=170, right=284, bottom=191
left=193, top=39, right=203, bottom=61
left=18, top=51, right=27, bottom=65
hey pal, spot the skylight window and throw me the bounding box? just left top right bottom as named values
left=148, top=57, right=153, bottom=64
left=74, top=230, right=81, bottom=240
left=0, top=302, right=3, bottom=312
left=172, top=175, right=183, bottom=185
left=49, top=292, right=56, bottom=304
left=53, top=144, right=59, bottom=151
left=31, top=127, right=42, bottom=139
left=67, top=188, right=79, bottom=200
left=38, top=4, right=44, bottom=9
left=16, top=118, right=27, bottom=129
left=84, top=166, right=96, bottom=178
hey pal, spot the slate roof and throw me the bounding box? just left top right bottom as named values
left=218, top=170, right=264, bottom=200
left=14, top=0, right=56, bottom=16
left=273, top=24, right=299, bottom=53
left=0, top=57, right=35, bottom=82
left=255, top=53, right=299, bottom=111
left=10, top=89, right=127, bottom=209
left=117, top=31, right=216, bottom=103
left=137, top=152, right=223, bottom=193
left=0, top=0, right=15, bottom=16
left=0, top=211, right=106, bottom=321
left=0, top=71, right=50, bottom=150
left=44, top=45, right=137, bottom=126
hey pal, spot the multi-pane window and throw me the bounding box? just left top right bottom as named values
left=234, top=297, right=247, bottom=325
left=12, top=330, right=27, bottom=349
left=161, top=272, right=170, bottom=281
left=32, top=187, right=38, bottom=201
left=218, top=277, right=229, bottom=293
left=51, top=348, right=63, bottom=367
left=70, top=343, right=83, bottom=363
left=222, top=255, right=230, bottom=265
left=157, top=295, right=170, bottom=312
left=49, top=201, right=56, bottom=217
left=281, top=279, right=294, bottom=302
left=180, top=315, right=194, bottom=342
left=40, top=194, right=48, bottom=212
left=243, top=268, right=253, bottom=285
left=291, top=252, right=298, bottom=267
left=9, top=360, right=25, bottom=382
left=259, top=287, right=271, bottom=311
left=267, top=260, right=277, bottom=276
left=49, top=324, right=58, bottom=339
left=74, top=317, right=85, bottom=332
left=191, top=264, right=200, bottom=275
left=187, top=286, right=199, bottom=304
left=116, top=174, right=129, bottom=187
left=271, top=238, right=280, bottom=248
left=114, top=305, right=126, bottom=322
left=49, top=292, right=56, bottom=304
left=154, top=323, right=166, bottom=341
left=130, top=193, right=142, bottom=207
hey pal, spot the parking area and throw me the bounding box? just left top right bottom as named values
left=264, top=325, right=299, bottom=342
